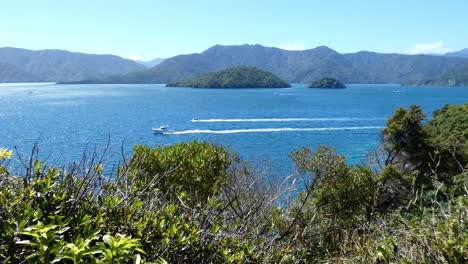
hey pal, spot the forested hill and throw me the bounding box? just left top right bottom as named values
left=404, top=64, right=468, bottom=87
left=0, top=63, right=40, bottom=83
left=166, top=66, right=291, bottom=88
left=0, top=47, right=146, bottom=83
left=76, top=44, right=468, bottom=84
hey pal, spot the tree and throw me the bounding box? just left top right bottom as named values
left=382, top=105, right=432, bottom=174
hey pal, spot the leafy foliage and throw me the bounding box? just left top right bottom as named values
left=334, top=195, right=467, bottom=263
left=0, top=148, right=12, bottom=174
left=291, top=146, right=375, bottom=225
left=126, top=141, right=232, bottom=202
left=382, top=105, right=430, bottom=170
left=382, top=104, right=467, bottom=193
left=166, top=66, right=291, bottom=88
left=429, top=104, right=468, bottom=148
left=427, top=104, right=468, bottom=191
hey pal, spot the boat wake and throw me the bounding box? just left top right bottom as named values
left=191, top=117, right=386, bottom=123
left=172, top=126, right=384, bottom=135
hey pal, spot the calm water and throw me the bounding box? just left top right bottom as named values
left=1, top=83, right=467, bottom=176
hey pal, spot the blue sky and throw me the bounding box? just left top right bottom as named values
left=0, top=0, right=466, bottom=61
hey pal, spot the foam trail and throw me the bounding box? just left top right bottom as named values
left=191, top=118, right=386, bottom=123
left=172, top=126, right=384, bottom=135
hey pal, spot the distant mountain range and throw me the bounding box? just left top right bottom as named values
left=0, top=47, right=146, bottom=83
left=71, top=44, right=468, bottom=85
left=2, top=45, right=468, bottom=85
left=137, top=58, right=164, bottom=68
left=444, top=48, right=468, bottom=59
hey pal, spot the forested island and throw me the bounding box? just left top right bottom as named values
left=166, top=66, right=291, bottom=88
left=309, top=77, right=346, bottom=88
left=0, top=103, right=466, bottom=263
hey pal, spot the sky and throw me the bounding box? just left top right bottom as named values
left=0, top=0, right=466, bottom=61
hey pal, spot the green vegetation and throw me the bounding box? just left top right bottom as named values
left=430, top=104, right=467, bottom=147
left=380, top=104, right=467, bottom=193
left=405, top=64, right=468, bottom=87
left=1, top=104, right=466, bottom=263
left=127, top=142, right=231, bottom=202
left=308, top=77, right=346, bottom=88
left=166, top=66, right=291, bottom=88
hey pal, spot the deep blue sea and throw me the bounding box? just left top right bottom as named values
left=1, top=83, right=467, bottom=176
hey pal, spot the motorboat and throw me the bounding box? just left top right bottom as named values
left=152, top=125, right=172, bottom=134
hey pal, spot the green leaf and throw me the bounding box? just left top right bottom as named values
left=102, top=234, right=113, bottom=246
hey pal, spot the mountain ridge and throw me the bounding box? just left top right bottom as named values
left=137, top=58, right=165, bottom=68
left=4, top=45, right=468, bottom=84
left=444, top=48, right=468, bottom=58
left=0, top=47, right=146, bottom=83
left=85, top=44, right=468, bottom=84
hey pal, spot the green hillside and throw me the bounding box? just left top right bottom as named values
left=166, top=66, right=291, bottom=88
left=405, top=64, right=468, bottom=86
left=0, top=47, right=146, bottom=82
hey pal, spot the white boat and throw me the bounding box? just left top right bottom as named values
left=152, top=125, right=172, bottom=134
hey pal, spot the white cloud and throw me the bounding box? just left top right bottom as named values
left=406, top=41, right=453, bottom=55
left=278, top=41, right=305, bottom=51
left=127, top=55, right=142, bottom=61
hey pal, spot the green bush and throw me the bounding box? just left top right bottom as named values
left=334, top=195, right=467, bottom=263
left=125, top=141, right=232, bottom=203
left=291, top=146, right=376, bottom=227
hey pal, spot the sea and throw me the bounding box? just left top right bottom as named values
left=1, top=83, right=467, bottom=177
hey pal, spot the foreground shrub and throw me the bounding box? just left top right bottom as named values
left=284, top=146, right=378, bottom=259
left=0, top=143, right=291, bottom=263
left=125, top=141, right=232, bottom=203
left=335, top=195, right=467, bottom=263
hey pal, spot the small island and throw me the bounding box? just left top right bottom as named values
left=309, top=77, right=346, bottom=89
left=166, top=66, right=291, bottom=88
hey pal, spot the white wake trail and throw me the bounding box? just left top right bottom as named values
left=191, top=117, right=386, bottom=123
left=172, top=126, right=384, bottom=135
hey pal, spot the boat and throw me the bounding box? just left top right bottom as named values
left=152, top=125, right=172, bottom=134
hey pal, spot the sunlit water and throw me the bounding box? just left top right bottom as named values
left=1, top=83, right=467, bottom=177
